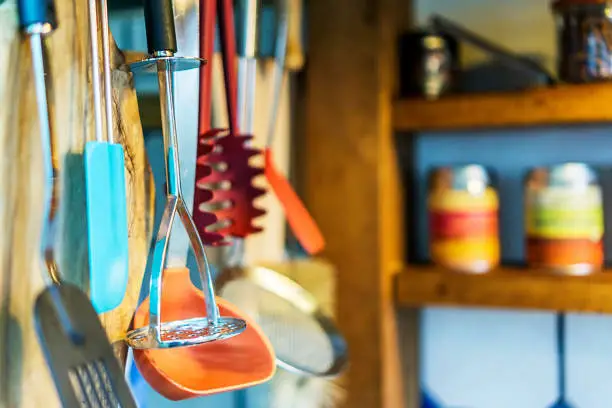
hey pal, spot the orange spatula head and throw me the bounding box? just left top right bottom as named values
left=132, top=268, right=275, bottom=400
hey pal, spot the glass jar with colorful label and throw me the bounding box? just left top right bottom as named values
left=525, top=163, right=604, bottom=275
left=428, top=165, right=500, bottom=274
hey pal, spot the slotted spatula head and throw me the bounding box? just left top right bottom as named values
left=34, top=284, right=137, bottom=408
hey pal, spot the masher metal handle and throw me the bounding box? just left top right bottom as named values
left=157, top=64, right=183, bottom=197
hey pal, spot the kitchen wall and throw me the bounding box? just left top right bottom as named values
left=415, top=1, right=612, bottom=407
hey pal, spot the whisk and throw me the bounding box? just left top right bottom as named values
left=194, top=0, right=265, bottom=243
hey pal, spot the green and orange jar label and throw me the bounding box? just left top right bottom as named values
left=525, top=186, right=603, bottom=270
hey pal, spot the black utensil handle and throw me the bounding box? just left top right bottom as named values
left=144, top=0, right=177, bottom=54
left=17, top=0, right=57, bottom=31
left=431, top=15, right=557, bottom=85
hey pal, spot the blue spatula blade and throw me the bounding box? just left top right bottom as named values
left=84, top=142, right=129, bottom=313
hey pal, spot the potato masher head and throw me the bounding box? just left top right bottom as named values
left=127, top=54, right=246, bottom=349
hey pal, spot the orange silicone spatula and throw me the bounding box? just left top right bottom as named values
left=264, top=0, right=324, bottom=255
left=132, top=267, right=275, bottom=400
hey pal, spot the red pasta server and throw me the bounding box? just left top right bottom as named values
left=193, top=0, right=265, bottom=242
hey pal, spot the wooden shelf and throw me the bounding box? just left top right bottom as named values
left=393, top=83, right=612, bottom=132
left=396, top=265, right=612, bottom=314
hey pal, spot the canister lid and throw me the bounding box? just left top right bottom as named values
left=550, top=162, right=597, bottom=186
left=430, top=164, right=491, bottom=193
left=529, top=163, right=598, bottom=189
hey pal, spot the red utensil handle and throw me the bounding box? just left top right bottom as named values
left=218, top=0, right=239, bottom=134
left=198, top=0, right=217, bottom=134
left=264, top=148, right=326, bottom=255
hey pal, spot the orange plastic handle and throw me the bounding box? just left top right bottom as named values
left=264, top=148, right=325, bottom=254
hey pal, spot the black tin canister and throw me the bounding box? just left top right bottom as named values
left=398, top=30, right=459, bottom=99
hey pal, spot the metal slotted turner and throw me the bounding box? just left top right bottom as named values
left=19, top=0, right=136, bottom=406
left=84, top=0, right=129, bottom=313
left=35, top=287, right=137, bottom=407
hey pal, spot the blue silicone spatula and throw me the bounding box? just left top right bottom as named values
left=84, top=0, right=129, bottom=313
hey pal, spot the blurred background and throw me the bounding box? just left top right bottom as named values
left=106, top=0, right=612, bottom=407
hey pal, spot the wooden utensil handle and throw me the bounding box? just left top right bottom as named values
left=286, top=0, right=304, bottom=71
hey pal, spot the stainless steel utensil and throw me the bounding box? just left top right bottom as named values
left=84, top=0, right=130, bottom=314
left=19, top=0, right=137, bottom=405
left=216, top=265, right=348, bottom=378
left=126, top=0, right=246, bottom=350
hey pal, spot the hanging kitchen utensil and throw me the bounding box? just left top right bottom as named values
left=430, top=15, right=556, bottom=85
left=264, top=0, right=324, bottom=255
left=216, top=265, right=348, bottom=377
left=193, top=0, right=228, bottom=247
left=194, top=0, right=265, bottom=241
left=132, top=268, right=276, bottom=400
left=35, top=286, right=137, bottom=408
left=127, top=0, right=246, bottom=350
left=84, top=0, right=129, bottom=314
left=285, top=0, right=304, bottom=72
left=548, top=314, right=577, bottom=408
left=207, top=0, right=346, bottom=379
left=20, top=0, right=136, bottom=405
left=129, top=0, right=275, bottom=399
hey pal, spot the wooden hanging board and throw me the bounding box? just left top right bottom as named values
left=0, top=0, right=154, bottom=406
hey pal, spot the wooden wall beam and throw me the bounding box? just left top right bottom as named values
left=303, top=1, right=416, bottom=407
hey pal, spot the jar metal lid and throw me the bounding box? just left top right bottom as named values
left=527, top=162, right=598, bottom=189
left=429, top=164, right=491, bottom=193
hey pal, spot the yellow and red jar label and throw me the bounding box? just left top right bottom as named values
left=428, top=188, right=499, bottom=273
left=526, top=186, right=603, bottom=268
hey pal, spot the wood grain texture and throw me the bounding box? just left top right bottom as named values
left=0, top=0, right=153, bottom=406
left=394, top=83, right=612, bottom=131
left=303, top=1, right=416, bottom=407
left=397, top=266, right=612, bottom=314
